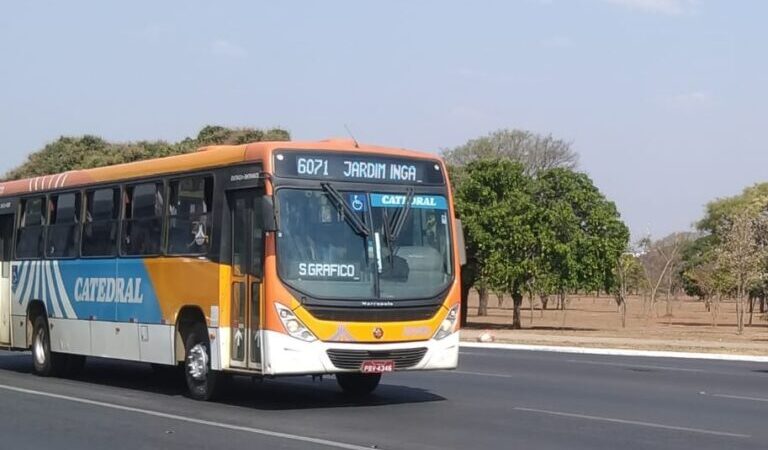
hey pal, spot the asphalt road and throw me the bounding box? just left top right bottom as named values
left=0, top=347, right=767, bottom=450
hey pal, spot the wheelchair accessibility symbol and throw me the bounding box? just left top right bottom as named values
left=347, top=193, right=367, bottom=212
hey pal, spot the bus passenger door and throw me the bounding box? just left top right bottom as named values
left=0, top=215, right=13, bottom=346
left=228, top=189, right=265, bottom=371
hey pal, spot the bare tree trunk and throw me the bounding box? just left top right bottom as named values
left=477, top=287, right=489, bottom=317
left=749, top=294, right=755, bottom=326
left=559, top=291, right=568, bottom=328
left=665, top=281, right=673, bottom=318
left=528, top=293, right=534, bottom=325
left=650, top=290, right=659, bottom=318
left=497, top=292, right=505, bottom=308
left=511, top=291, right=523, bottom=329
left=737, top=284, right=745, bottom=335
left=615, top=293, right=628, bottom=329
left=760, top=295, right=766, bottom=314
left=541, top=295, right=549, bottom=311
left=711, top=295, right=721, bottom=328
left=620, top=300, right=627, bottom=328
left=557, top=293, right=567, bottom=311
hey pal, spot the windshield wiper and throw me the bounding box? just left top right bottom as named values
left=389, top=188, right=414, bottom=243
left=321, top=182, right=370, bottom=237
left=381, top=188, right=414, bottom=263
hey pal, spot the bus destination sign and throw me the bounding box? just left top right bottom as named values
left=274, top=151, right=445, bottom=185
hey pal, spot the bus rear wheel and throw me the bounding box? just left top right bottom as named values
left=31, top=316, right=67, bottom=377
left=336, top=373, right=382, bottom=396
left=184, top=323, right=222, bottom=401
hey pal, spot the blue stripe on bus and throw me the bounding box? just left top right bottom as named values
left=12, top=259, right=163, bottom=323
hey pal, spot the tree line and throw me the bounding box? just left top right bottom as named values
left=602, top=183, right=768, bottom=335
left=3, top=125, right=290, bottom=180
left=677, top=183, right=768, bottom=333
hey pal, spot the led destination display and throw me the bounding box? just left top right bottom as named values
left=274, top=151, right=445, bottom=185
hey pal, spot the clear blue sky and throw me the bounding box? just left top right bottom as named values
left=1, top=0, right=766, bottom=240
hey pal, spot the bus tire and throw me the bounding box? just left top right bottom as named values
left=336, top=373, right=382, bottom=396
left=184, top=323, right=221, bottom=401
left=31, top=316, right=66, bottom=377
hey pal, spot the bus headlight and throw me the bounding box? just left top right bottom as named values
left=434, top=304, right=459, bottom=340
left=275, top=303, right=317, bottom=342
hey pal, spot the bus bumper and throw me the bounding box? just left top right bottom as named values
left=261, top=329, right=460, bottom=376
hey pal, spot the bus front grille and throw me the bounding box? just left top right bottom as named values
left=326, top=348, right=428, bottom=370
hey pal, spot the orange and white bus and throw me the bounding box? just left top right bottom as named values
left=0, top=138, right=464, bottom=399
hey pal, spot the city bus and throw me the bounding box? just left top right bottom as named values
left=0, top=138, right=464, bottom=399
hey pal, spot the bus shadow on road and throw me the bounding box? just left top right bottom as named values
left=0, top=353, right=445, bottom=410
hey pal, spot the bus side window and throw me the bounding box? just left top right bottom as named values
left=82, top=187, right=120, bottom=257
left=168, top=176, right=212, bottom=255
left=46, top=192, right=81, bottom=258
left=122, top=182, right=164, bottom=256
left=16, top=196, right=46, bottom=259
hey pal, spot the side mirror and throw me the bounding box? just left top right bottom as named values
left=261, top=196, right=279, bottom=231
left=455, top=218, right=467, bottom=266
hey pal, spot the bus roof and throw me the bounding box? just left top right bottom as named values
left=0, top=139, right=443, bottom=197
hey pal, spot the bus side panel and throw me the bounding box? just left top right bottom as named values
left=137, top=323, right=176, bottom=365
left=49, top=317, right=91, bottom=354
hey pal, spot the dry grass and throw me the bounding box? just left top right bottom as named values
left=463, top=292, right=768, bottom=355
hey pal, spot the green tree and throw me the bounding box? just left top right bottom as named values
left=445, top=129, right=580, bottom=322
left=698, top=183, right=768, bottom=235
left=4, top=125, right=290, bottom=180
left=534, top=168, right=629, bottom=315
left=680, top=234, right=717, bottom=300
left=455, top=160, right=539, bottom=329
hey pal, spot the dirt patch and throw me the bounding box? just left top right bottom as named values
left=463, top=292, right=768, bottom=356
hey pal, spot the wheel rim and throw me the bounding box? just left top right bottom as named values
left=187, top=343, right=209, bottom=381
left=34, top=328, right=46, bottom=366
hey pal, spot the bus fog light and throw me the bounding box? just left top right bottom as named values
left=275, top=303, right=317, bottom=342
left=434, top=304, right=459, bottom=340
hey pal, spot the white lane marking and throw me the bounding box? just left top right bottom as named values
left=565, top=359, right=706, bottom=373
left=702, top=392, right=768, bottom=403
left=0, top=383, right=374, bottom=450
left=461, top=342, right=768, bottom=363
left=450, top=370, right=518, bottom=379
left=514, top=406, right=751, bottom=439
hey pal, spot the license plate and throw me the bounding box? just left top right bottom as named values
left=360, top=360, right=394, bottom=373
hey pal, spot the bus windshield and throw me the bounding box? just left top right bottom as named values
left=276, top=188, right=452, bottom=301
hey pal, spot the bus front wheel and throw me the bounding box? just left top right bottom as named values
left=336, top=373, right=381, bottom=396
left=184, top=323, right=222, bottom=401
left=31, top=316, right=66, bottom=377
